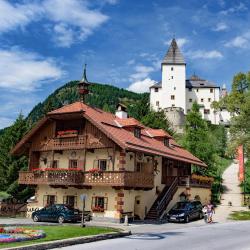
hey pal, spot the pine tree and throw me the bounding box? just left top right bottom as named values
left=0, top=114, right=33, bottom=200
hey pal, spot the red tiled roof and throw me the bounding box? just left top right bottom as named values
left=12, top=101, right=206, bottom=167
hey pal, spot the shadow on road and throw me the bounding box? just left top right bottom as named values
left=125, top=231, right=183, bottom=240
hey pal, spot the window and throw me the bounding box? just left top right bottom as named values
left=69, top=160, right=78, bottom=169
left=171, top=95, right=175, bottom=100
left=91, top=197, right=108, bottom=211
left=189, top=98, right=192, bottom=103
left=172, top=104, right=175, bottom=107
left=204, top=109, right=210, bottom=114
left=134, top=127, right=141, bottom=138
left=136, top=162, right=143, bottom=172
left=174, top=87, right=176, bottom=90
left=164, top=138, right=170, bottom=147
left=156, top=101, right=159, bottom=106
left=51, top=160, right=58, bottom=169
left=208, top=98, right=211, bottom=102
left=171, top=76, right=174, bottom=79
left=43, top=195, right=56, bottom=206
left=187, top=109, right=191, bottom=113
left=98, top=160, right=107, bottom=171
left=210, top=88, right=213, bottom=93
left=155, top=88, right=158, bottom=92
left=196, top=89, right=199, bottom=92
left=201, top=98, right=204, bottom=102
left=63, top=196, right=77, bottom=208
left=171, top=67, right=174, bottom=71
left=188, top=88, right=192, bottom=92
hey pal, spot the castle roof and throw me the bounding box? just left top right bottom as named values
left=162, top=38, right=185, bottom=65
left=12, top=101, right=206, bottom=167
left=186, top=74, right=220, bottom=88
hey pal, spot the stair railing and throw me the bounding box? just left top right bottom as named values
left=156, top=177, right=178, bottom=218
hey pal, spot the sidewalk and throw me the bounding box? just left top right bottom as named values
left=214, top=160, right=248, bottom=223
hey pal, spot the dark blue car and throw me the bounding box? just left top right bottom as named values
left=32, top=204, right=81, bottom=223
left=166, top=201, right=203, bottom=223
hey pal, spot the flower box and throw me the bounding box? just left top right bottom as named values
left=92, top=206, right=104, bottom=212
left=57, top=130, right=78, bottom=138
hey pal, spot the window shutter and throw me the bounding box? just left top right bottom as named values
left=78, top=160, right=84, bottom=170
left=43, top=195, right=47, bottom=206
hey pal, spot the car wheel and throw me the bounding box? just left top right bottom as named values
left=58, top=215, right=65, bottom=224
left=185, top=215, right=190, bottom=223
left=33, top=215, right=39, bottom=222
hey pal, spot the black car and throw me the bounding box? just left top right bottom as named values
left=32, top=204, right=81, bottom=223
left=166, top=200, right=203, bottom=223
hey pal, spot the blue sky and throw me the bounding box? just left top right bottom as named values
left=0, top=0, right=249, bottom=128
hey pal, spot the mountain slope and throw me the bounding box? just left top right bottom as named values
left=27, top=81, right=148, bottom=125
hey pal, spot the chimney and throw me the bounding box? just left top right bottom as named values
left=116, top=103, right=128, bottom=119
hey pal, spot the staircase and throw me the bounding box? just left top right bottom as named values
left=145, top=177, right=178, bottom=220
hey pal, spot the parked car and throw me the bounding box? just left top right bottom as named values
left=166, top=200, right=203, bottom=223
left=32, top=204, right=82, bottom=223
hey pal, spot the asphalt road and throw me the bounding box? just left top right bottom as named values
left=56, top=221, right=250, bottom=250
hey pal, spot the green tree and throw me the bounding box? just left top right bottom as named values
left=182, top=102, right=216, bottom=174
left=141, top=110, right=174, bottom=135
left=0, top=114, right=33, bottom=200
left=213, top=72, right=250, bottom=155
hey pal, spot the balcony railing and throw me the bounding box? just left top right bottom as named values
left=18, top=170, right=154, bottom=189
left=178, top=175, right=213, bottom=188
left=85, top=171, right=154, bottom=189
left=18, top=170, right=84, bottom=186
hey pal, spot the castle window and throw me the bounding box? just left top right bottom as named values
left=69, top=160, right=78, bottom=169
left=98, top=160, right=107, bottom=171
left=204, top=109, right=210, bottom=114
left=189, top=98, right=192, bottom=103
left=156, top=101, right=159, bottom=106
left=210, top=89, right=213, bottom=93
left=171, top=95, right=175, bottom=100
left=201, top=98, right=204, bottom=102
left=187, top=109, right=191, bottom=113
left=196, top=89, right=199, bottom=92
left=155, top=88, right=158, bottom=92
left=164, top=138, right=170, bottom=147
left=171, top=67, right=174, bottom=71
left=208, top=98, right=211, bottom=102
left=188, top=88, right=192, bottom=92
left=134, top=127, right=141, bottom=138
left=171, top=76, right=174, bottom=79
left=172, top=104, right=175, bottom=107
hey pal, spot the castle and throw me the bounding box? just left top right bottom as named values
left=150, top=39, right=230, bottom=132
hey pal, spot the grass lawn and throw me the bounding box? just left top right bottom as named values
left=229, top=211, right=250, bottom=220
left=0, top=225, right=116, bottom=249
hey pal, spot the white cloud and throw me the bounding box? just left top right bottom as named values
left=0, top=0, right=111, bottom=47
left=127, top=78, right=156, bottom=93
left=0, top=116, right=14, bottom=129
left=224, top=36, right=249, bottom=48
left=129, top=65, right=155, bottom=81
left=0, top=0, right=41, bottom=33
left=165, top=38, right=189, bottom=48
left=0, top=48, right=63, bottom=91
left=220, top=2, right=247, bottom=15
left=187, top=50, right=223, bottom=59
left=212, top=22, right=228, bottom=32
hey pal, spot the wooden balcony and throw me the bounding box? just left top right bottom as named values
left=18, top=170, right=84, bottom=186
left=33, top=134, right=113, bottom=151
left=84, top=171, right=154, bottom=189
left=178, top=175, right=213, bottom=188
left=18, top=170, right=154, bottom=189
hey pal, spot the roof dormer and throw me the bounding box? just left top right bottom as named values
left=145, top=128, right=172, bottom=147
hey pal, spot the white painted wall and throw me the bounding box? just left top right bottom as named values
left=186, top=87, right=220, bottom=124
left=161, top=64, right=186, bottom=113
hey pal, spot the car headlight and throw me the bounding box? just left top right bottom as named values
left=178, top=213, right=185, bottom=217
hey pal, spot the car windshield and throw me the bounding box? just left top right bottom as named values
left=172, top=202, right=189, bottom=210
